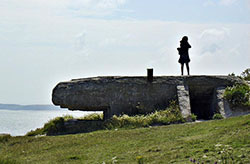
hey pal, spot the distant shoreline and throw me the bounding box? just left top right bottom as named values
left=0, top=104, right=60, bottom=110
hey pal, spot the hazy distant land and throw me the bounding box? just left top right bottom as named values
left=0, top=103, right=60, bottom=110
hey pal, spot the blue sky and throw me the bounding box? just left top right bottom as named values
left=0, top=0, right=249, bottom=104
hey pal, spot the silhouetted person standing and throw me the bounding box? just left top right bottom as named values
left=177, top=36, right=191, bottom=75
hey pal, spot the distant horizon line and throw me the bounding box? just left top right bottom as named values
left=0, top=103, right=54, bottom=106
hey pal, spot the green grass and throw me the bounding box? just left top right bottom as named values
left=1, top=115, right=249, bottom=163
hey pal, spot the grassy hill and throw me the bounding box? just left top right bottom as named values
left=0, top=115, right=249, bottom=164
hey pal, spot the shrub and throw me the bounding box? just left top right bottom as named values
left=0, top=134, right=11, bottom=143
left=43, top=117, right=65, bottom=135
left=228, top=68, right=250, bottom=81
left=27, top=116, right=67, bottom=136
left=79, top=113, right=103, bottom=120
left=105, top=100, right=185, bottom=129
left=105, top=114, right=148, bottom=129
left=26, top=128, right=43, bottom=136
left=212, top=113, right=223, bottom=120
left=224, top=84, right=250, bottom=107
left=62, top=115, right=74, bottom=121
left=26, top=114, right=104, bottom=136
left=191, top=114, right=197, bottom=121
left=228, top=72, right=236, bottom=77
left=241, top=68, right=250, bottom=81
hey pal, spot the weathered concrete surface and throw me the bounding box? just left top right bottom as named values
left=52, top=75, right=243, bottom=119
left=177, top=85, right=191, bottom=118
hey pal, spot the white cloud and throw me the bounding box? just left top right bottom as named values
left=66, top=0, right=128, bottom=16
left=98, top=34, right=134, bottom=47
left=200, top=28, right=230, bottom=38
left=99, top=38, right=117, bottom=46
left=199, top=28, right=230, bottom=54
left=203, top=0, right=216, bottom=6
left=204, top=0, right=240, bottom=6
left=96, top=0, right=126, bottom=9
left=74, top=32, right=89, bottom=56
left=0, top=0, right=128, bottom=18
left=219, top=0, right=238, bottom=5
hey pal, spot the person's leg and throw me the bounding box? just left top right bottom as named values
left=186, top=63, right=190, bottom=75
left=181, top=64, right=184, bottom=75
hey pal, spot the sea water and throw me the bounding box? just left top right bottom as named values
left=0, top=109, right=96, bottom=136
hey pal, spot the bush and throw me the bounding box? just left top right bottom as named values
left=224, top=84, right=250, bottom=107
left=212, top=113, right=223, bottom=120
left=228, top=68, right=250, bottom=81
left=26, top=113, right=104, bottom=136
left=241, top=68, right=250, bottom=81
left=0, top=134, right=11, bottom=143
left=191, top=114, right=197, bottom=121
left=105, top=100, right=185, bottom=129
left=105, top=114, right=150, bottom=129
left=27, top=116, right=67, bottom=136
left=79, top=113, right=103, bottom=120
left=43, top=117, right=65, bottom=135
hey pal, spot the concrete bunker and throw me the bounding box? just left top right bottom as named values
left=52, top=75, right=245, bottom=120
